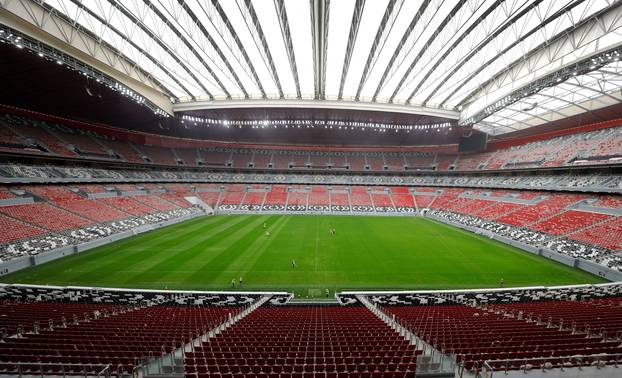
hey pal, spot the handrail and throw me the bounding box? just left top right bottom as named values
left=8, top=362, right=112, bottom=377
left=482, top=353, right=622, bottom=377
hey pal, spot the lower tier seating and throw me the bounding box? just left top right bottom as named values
left=186, top=306, right=421, bottom=378
left=0, top=304, right=239, bottom=374
left=382, top=304, right=622, bottom=371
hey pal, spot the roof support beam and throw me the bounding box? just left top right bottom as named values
left=107, top=0, right=214, bottom=99
left=209, top=0, right=266, bottom=98
left=168, top=0, right=245, bottom=99
left=310, top=0, right=329, bottom=100
left=536, top=93, right=601, bottom=119
left=419, top=0, right=524, bottom=105
left=390, top=0, right=469, bottom=103
left=564, top=80, right=622, bottom=103
left=68, top=0, right=186, bottom=99
left=354, top=0, right=399, bottom=101
left=457, top=0, right=622, bottom=109
left=240, top=0, right=284, bottom=98
left=338, top=0, right=365, bottom=100
left=274, top=0, right=301, bottom=99
left=371, top=0, right=431, bottom=102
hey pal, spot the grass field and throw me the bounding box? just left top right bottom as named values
left=0, top=215, right=604, bottom=297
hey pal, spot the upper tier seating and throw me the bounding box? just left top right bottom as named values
left=186, top=306, right=421, bottom=378
left=2, top=111, right=622, bottom=173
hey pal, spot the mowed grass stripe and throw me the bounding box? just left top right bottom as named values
left=114, top=215, right=260, bottom=286
left=0, top=214, right=604, bottom=296
left=68, top=215, right=240, bottom=285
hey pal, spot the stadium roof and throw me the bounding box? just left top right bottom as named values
left=1, top=0, right=622, bottom=136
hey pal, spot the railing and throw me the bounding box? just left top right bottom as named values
left=3, top=362, right=111, bottom=377
left=480, top=353, right=622, bottom=377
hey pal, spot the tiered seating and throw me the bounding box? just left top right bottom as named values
left=0, top=304, right=237, bottom=374
left=308, top=154, right=328, bottom=168
left=329, top=188, right=350, bottom=207
left=491, top=299, right=622, bottom=338
left=530, top=210, right=612, bottom=235
left=496, top=194, right=585, bottom=226
left=219, top=184, right=246, bottom=207
left=271, top=152, right=291, bottom=169
left=186, top=306, right=420, bottom=378
left=0, top=214, right=46, bottom=243
left=175, top=148, right=199, bottom=166
left=10, top=120, right=74, bottom=157
left=58, top=132, right=109, bottom=156
left=371, top=189, right=394, bottom=209
left=595, top=196, right=622, bottom=209
left=366, top=155, right=385, bottom=171
left=452, top=199, right=495, bottom=215
left=241, top=186, right=266, bottom=206
left=133, top=195, right=178, bottom=211
left=135, top=145, right=178, bottom=165
left=58, top=199, right=130, bottom=223
left=329, top=154, right=347, bottom=169
left=350, top=187, right=373, bottom=207
left=201, top=150, right=230, bottom=166
left=383, top=304, right=621, bottom=371
left=454, top=154, right=484, bottom=170
left=98, top=197, right=155, bottom=216
left=252, top=152, right=272, bottom=169
left=195, top=186, right=222, bottom=207
left=435, top=155, right=456, bottom=170
left=0, top=301, right=122, bottom=336
left=232, top=152, right=252, bottom=169
left=0, top=188, right=19, bottom=200
left=98, top=139, right=144, bottom=163
left=347, top=154, right=366, bottom=171
left=0, top=203, right=92, bottom=231
left=2, top=110, right=622, bottom=172
left=405, top=154, right=434, bottom=169
left=471, top=202, right=524, bottom=220
left=390, top=187, right=415, bottom=208
left=264, top=185, right=288, bottom=205
left=568, top=217, right=622, bottom=251
left=23, top=185, right=83, bottom=203
left=429, top=189, right=464, bottom=210
left=308, top=186, right=329, bottom=206
left=384, top=155, right=405, bottom=170
left=287, top=186, right=308, bottom=208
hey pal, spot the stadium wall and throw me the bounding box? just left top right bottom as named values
left=0, top=211, right=206, bottom=276
left=424, top=214, right=622, bottom=282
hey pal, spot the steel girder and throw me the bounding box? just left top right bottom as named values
left=241, top=0, right=284, bottom=98
left=457, top=0, right=622, bottom=110
left=274, top=0, right=301, bottom=99
left=389, top=0, right=469, bottom=103
left=338, top=0, right=365, bottom=100
left=371, top=0, right=431, bottom=102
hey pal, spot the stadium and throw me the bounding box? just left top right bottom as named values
left=0, top=0, right=621, bottom=377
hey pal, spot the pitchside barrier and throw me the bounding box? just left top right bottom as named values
left=425, top=213, right=622, bottom=282
left=0, top=211, right=205, bottom=276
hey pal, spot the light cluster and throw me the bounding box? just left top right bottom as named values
left=180, top=115, right=453, bottom=132
left=0, top=25, right=170, bottom=118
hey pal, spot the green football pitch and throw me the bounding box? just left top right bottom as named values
left=0, top=214, right=604, bottom=297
